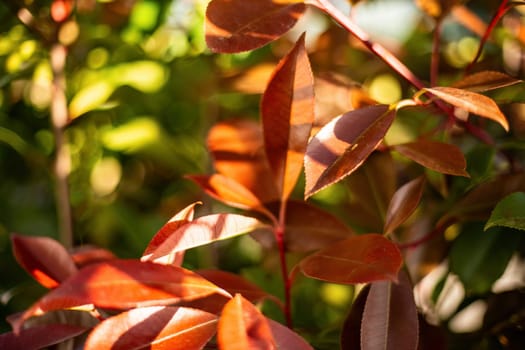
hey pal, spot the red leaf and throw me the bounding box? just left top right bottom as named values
left=70, top=245, right=116, bottom=268
left=341, top=285, right=370, bottom=350
left=361, top=270, right=419, bottom=350
left=205, top=0, right=306, bottom=53
left=218, top=294, right=276, bottom=350
left=262, top=33, right=314, bottom=201
left=393, top=139, right=469, bottom=177
left=11, top=234, right=78, bottom=289
left=85, top=306, right=217, bottom=350
left=208, top=119, right=279, bottom=203
left=143, top=214, right=267, bottom=265
left=267, top=318, right=314, bottom=350
left=17, top=259, right=229, bottom=331
left=252, top=200, right=354, bottom=252
left=452, top=70, right=521, bottom=92
left=383, top=176, right=425, bottom=235
left=425, top=87, right=509, bottom=131
left=304, top=105, right=396, bottom=198
left=187, top=174, right=273, bottom=219
left=142, top=202, right=200, bottom=265
left=0, top=324, right=86, bottom=349
left=299, top=234, right=403, bottom=284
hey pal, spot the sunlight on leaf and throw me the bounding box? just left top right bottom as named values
left=452, top=70, right=522, bottom=92
left=69, top=81, right=115, bottom=119
left=101, top=117, right=161, bottom=153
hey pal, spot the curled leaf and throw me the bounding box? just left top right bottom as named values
left=452, top=70, right=522, bottom=92
left=384, top=176, right=426, bottom=235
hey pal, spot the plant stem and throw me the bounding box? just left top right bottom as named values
left=276, top=200, right=292, bottom=328
left=50, top=43, right=73, bottom=249
left=430, top=19, right=443, bottom=86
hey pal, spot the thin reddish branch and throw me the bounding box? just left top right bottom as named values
left=397, top=219, right=453, bottom=250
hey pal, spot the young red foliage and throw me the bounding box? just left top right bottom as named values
left=0, top=324, right=87, bottom=349
left=383, top=176, right=426, bottom=235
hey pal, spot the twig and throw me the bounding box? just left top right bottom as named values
left=431, top=19, right=443, bottom=86
left=275, top=200, right=292, bottom=328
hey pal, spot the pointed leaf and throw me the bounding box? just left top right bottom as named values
left=17, top=259, right=229, bottom=330
left=218, top=294, right=276, bottom=350
left=85, top=306, right=217, bottom=350
left=142, top=202, right=200, bottom=265
left=341, top=285, right=370, bottom=350
left=305, top=105, right=395, bottom=198
left=452, top=71, right=521, bottom=92
left=208, top=119, right=279, bottom=203
left=70, top=245, right=116, bottom=268
left=262, top=33, right=314, bottom=201
left=187, top=174, right=272, bottom=218
left=393, top=139, right=469, bottom=177
left=145, top=214, right=267, bottom=264
left=0, top=324, right=87, bottom=350
left=485, top=192, right=525, bottom=231
left=384, top=177, right=425, bottom=235
left=11, top=234, right=78, bottom=289
left=425, top=87, right=509, bottom=131
left=361, top=270, right=419, bottom=350
left=205, top=0, right=306, bottom=53
left=267, top=318, right=314, bottom=350
left=299, top=234, right=403, bottom=284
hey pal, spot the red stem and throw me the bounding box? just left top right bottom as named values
left=275, top=200, right=292, bottom=328
left=431, top=19, right=443, bottom=86
left=397, top=219, right=453, bottom=250
left=465, top=0, right=510, bottom=73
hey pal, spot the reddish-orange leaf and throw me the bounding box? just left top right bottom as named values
left=304, top=105, right=395, bottom=198
left=205, top=0, right=306, bottom=53
left=425, top=86, right=509, bottom=131
left=361, top=270, right=419, bottom=350
left=85, top=306, right=218, bottom=350
left=187, top=174, right=274, bottom=219
left=383, top=176, right=426, bottom=235
left=299, top=234, right=403, bottom=284
left=208, top=119, right=279, bottom=203
left=70, top=245, right=116, bottom=269
left=262, top=33, right=314, bottom=201
left=11, top=234, right=78, bottom=289
left=452, top=70, right=521, bottom=92
left=144, top=214, right=267, bottom=265
left=0, top=324, right=87, bottom=349
left=141, top=202, right=200, bottom=265
left=393, top=139, right=469, bottom=177
left=252, top=200, right=354, bottom=252
left=17, top=259, right=229, bottom=331
left=267, top=318, right=314, bottom=350
left=218, top=294, right=276, bottom=350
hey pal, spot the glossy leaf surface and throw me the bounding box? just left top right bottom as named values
left=85, top=306, right=217, bottom=350
left=144, top=214, right=267, bottom=264
left=0, top=324, right=87, bottom=350
left=262, top=33, right=314, bottom=200
left=393, top=140, right=469, bottom=177
left=305, top=105, right=395, bottom=198
left=205, top=0, right=306, bottom=53
left=208, top=119, right=279, bottom=203
left=384, top=176, right=425, bottom=235
left=300, top=234, right=403, bottom=284
left=425, top=87, right=509, bottom=131
left=361, top=270, right=419, bottom=350
left=452, top=70, right=521, bottom=92
left=18, top=259, right=229, bottom=329
left=11, top=234, right=78, bottom=289
left=485, top=192, right=525, bottom=231
left=218, top=294, right=276, bottom=350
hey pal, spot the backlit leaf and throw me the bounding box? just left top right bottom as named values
left=187, top=174, right=273, bottom=218
left=384, top=176, right=426, bottom=235
left=393, top=139, right=469, bottom=177
left=11, top=234, right=78, bottom=289
left=267, top=318, right=314, bottom=350
left=144, top=214, right=267, bottom=265
left=141, top=202, right=199, bottom=265
left=218, top=294, right=276, bottom=350
left=304, top=105, right=395, bottom=198
left=485, top=192, right=525, bottom=231
left=70, top=245, right=116, bottom=269
left=341, top=285, right=370, bottom=350
left=452, top=71, right=521, bottom=92
left=205, top=0, right=306, bottom=53
left=208, top=119, right=279, bottom=203
left=299, top=234, right=403, bottom=284
left=84, top=306, right=217, bottom=350
left=17, top=259, right=229, bottom=330
left=0, top=324, right=87, bottom=350
left=361, top=270, right=419, bottom=350
left=425, top=87, right=509, bottom=131
left=262, top=33, right=314, bottom=201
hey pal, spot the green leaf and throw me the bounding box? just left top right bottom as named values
left=485, top=192, right=525, bottom=231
